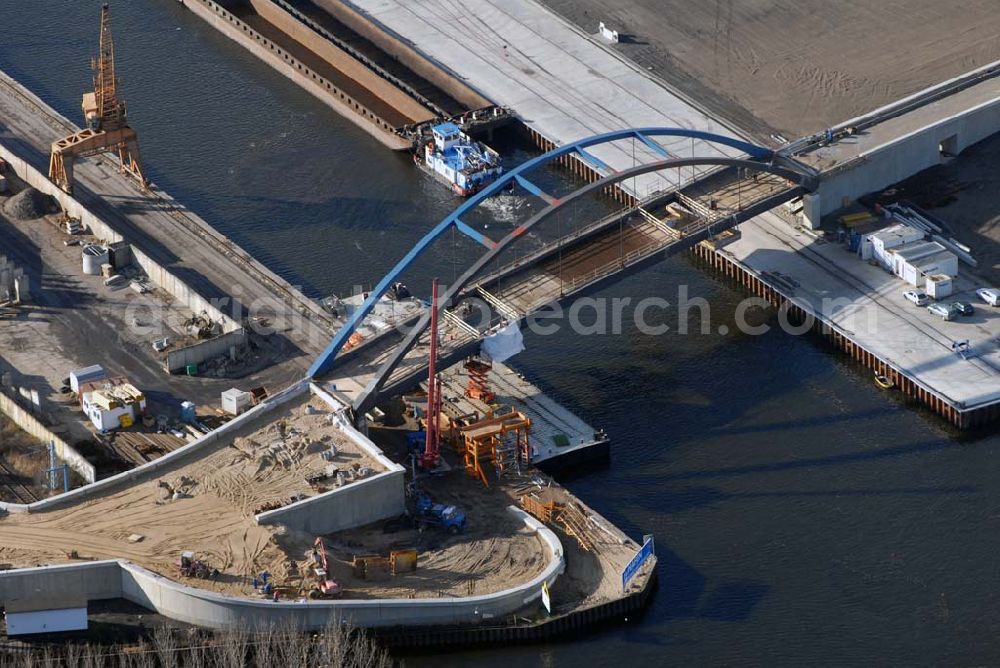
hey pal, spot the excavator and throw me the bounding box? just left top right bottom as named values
left=309, top=537, right=342, bottom=599
left=49, top=4, right=146, bottom=194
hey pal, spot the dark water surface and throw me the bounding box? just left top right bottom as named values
left=2, top=2, right=998, bottom=665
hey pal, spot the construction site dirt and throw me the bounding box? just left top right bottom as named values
left=540, top=0, right=1000, bottom=140
left=366, top=421, right=650, bottom=609
left=0, top=396, right=628, bottom=608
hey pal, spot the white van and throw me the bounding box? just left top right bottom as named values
left=975, top=287, right=1000, bottom=306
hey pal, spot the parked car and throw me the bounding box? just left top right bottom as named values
left=951, top=301, right=974, bottom=316
left=904, top=289, right=930, bottom=306
left=975, top=287, right=1000, bottom=306
left=927, top=302, right=956, bottom=321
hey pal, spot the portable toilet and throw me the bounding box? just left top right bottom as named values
left=180, top=401, right=197, bottom=424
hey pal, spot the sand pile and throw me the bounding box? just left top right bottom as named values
left=3, top=187, right=51, bottom=220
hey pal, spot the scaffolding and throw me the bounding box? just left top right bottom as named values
left=457, top=408, right=531, bottom=487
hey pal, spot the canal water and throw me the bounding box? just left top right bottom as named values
left=3, top=2, right=999, bottom=664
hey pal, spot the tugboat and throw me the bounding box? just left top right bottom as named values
left=418, top=122, right=502, bottom=196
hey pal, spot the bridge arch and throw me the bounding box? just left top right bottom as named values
left=308, top=128, right=816, bottom=411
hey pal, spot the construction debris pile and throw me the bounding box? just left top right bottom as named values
left=2, top=186, right=51, bottom=220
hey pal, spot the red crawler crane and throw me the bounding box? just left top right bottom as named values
left=419, top=279, right=443, bottom=470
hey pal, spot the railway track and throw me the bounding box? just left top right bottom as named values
left=0, top=460, right=38, bottom=505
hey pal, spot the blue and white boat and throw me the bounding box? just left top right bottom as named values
left=419, top=122, right=502, bottom=196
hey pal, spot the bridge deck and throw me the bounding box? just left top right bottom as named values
left=321, top=171, right=803, bottom=409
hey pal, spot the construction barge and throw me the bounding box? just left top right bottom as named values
left=176, top=0, right=513, bottom=153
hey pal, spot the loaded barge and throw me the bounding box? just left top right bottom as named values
left=177, top=0, right=511, bottom=163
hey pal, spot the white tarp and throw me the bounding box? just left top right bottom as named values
left=482, top=323, right=524, bottom=362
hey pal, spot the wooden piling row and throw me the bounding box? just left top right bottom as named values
left=691, top=241, right=997, bottom=430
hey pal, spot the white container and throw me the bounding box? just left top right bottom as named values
left=221, top=388, right=252, bottom=416
left=81, top=245, right=108, bottom=275
left=69, top=364, right=106, bottom=393
left=925, top=274, right=953, bottom=299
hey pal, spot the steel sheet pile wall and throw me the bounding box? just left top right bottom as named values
left=692, top=241, right=994, bottom=428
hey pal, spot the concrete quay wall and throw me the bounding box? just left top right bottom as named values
left=0, top=508, right=564, bottom=631
left=317, top=0, right=490, bottom=111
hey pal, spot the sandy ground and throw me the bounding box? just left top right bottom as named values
left=367, top=422, right=650, bottom=609
left=541, top=0, right=1000, bottom=138
left=0, top=399, right=378, bottom=594
left=0, top=398, right=562, bottom=606
left=328, top=467, right=548, bottom=600
left=867, top=133, right=1000, bottom=285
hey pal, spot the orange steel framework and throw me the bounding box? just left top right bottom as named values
left=463, top=357, right=495, bottom=403
left=49, top=4, right=146, bottom=194
left=457, top=408, right=532, bottom=487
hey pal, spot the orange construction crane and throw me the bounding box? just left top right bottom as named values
left=49, top=4, right=146, bottom=194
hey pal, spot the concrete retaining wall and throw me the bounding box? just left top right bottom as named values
left=0, top=381, right=309, bottom=514
left=1, top=508, right=564, bottom=630
left=0, top=145, right=123, bottom=247
left=817, top=96, right=1000, bottom=217
left=165, top=329, right=248, bottom=373
left=320, top=0, right=491, bottom=110
left=0, top=389, right=95, bottom=484
left=180, top=0, right=411, bottom=150
left=254, top=468, right=405, bottom=534
left=0, top=561, right=123, bottom=604
left=0, top=139, right=246, bottom=374
left=254, top=382, right=406, bottom=533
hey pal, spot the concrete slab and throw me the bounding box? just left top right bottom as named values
left=727, top=212, right=1000, bottom=412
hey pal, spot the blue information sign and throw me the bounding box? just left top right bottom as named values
left=621, top=535, right=654, bottom=592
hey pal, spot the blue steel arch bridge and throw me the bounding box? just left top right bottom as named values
left=307, top=127, right=817, bottom=422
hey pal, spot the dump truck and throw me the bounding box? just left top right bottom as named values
left=415, top=493, right=466, bottom=534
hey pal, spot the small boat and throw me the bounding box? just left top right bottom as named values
left=418, top=122, right=502, bottom=196
left=873, top=371, right=895, bottom=389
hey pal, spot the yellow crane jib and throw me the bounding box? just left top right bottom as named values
left=49, top=4, right=146, bottom=194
